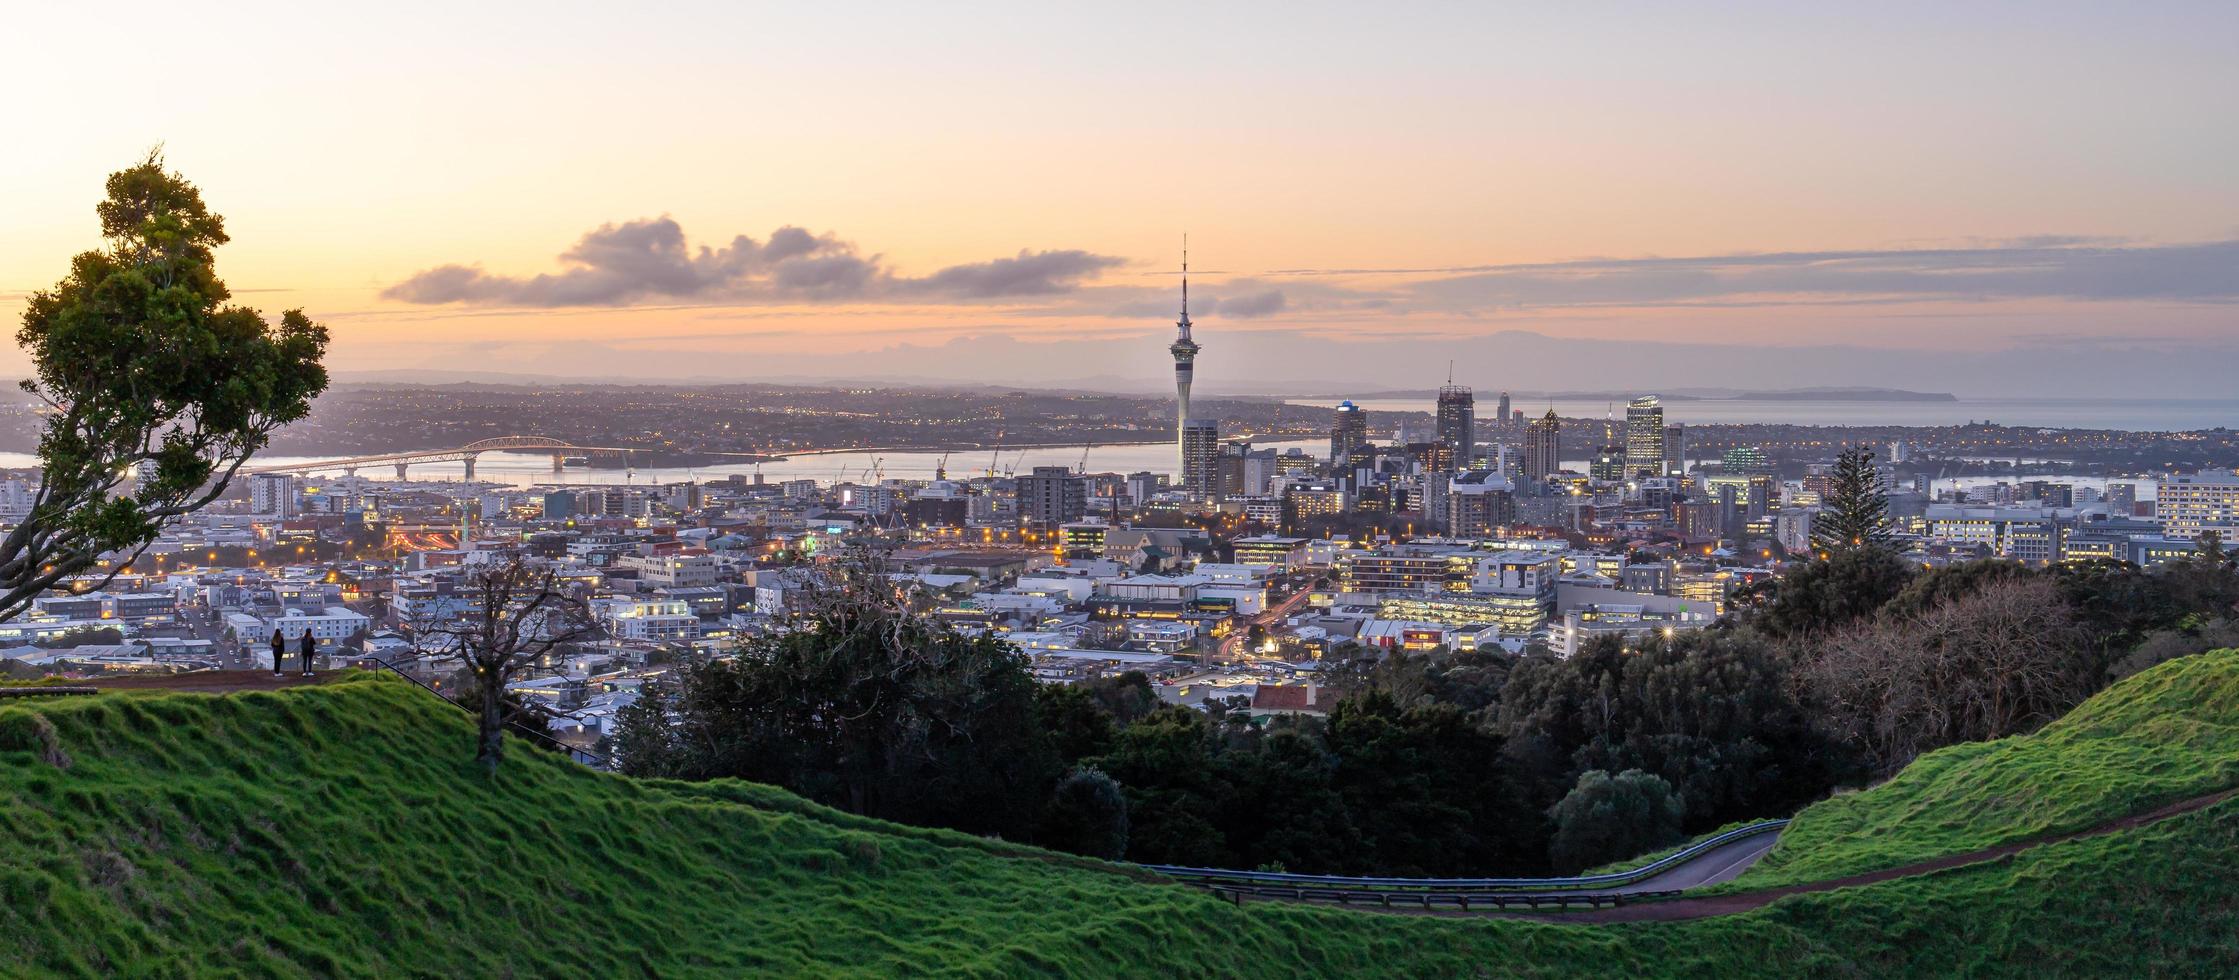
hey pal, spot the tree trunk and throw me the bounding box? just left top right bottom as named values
left=478, top=680, right=506, bottom=774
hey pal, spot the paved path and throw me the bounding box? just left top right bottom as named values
left=1506, top=787, right=2239, bottom=923
left=1604, top=830, right=1783, bottom=894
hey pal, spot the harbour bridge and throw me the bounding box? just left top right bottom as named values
left=245, top=436, right=642, bottom=480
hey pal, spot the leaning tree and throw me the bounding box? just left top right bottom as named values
left=5, top=151, right=328, bottom=620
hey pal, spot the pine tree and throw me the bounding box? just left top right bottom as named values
left=1812, top=445, right=1893, bottom=556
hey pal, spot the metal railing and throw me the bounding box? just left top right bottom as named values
left=361, top=658, right=612, bottom=769
left=1143, top=819, right=1788, bottom=895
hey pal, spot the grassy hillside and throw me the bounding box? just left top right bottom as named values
left=2, top=670, right=2237, bottom=976
left=1731, top=648, right=2239, bottom=890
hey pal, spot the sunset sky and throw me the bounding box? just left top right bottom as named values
left=5, top=2, right=2235, bottom=395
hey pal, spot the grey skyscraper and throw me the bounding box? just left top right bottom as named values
left=1496, top=391, right=1512, bottom=425
left=1181, top=420, right=1220, bottom=500
left=1169, top=245, right=1199, bottom=476
left=1330, top=400, right=1368, bottom=467
left=1625, top=395, right=1665, bottom=479
left=1436, top=385, right=1475, bottom=466
left=1663, top=424, right=1687, bottom=477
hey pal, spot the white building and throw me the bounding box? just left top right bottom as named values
left=2157, top=472, right=2239, bottom=541
left=593, top=598, right=702, bottom=642
left=250, top=473, right=297, bottom=517
left=232, top=606, right=374, bottom=663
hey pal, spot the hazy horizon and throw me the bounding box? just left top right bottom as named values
left=6, top=2, right=2236, bottom=395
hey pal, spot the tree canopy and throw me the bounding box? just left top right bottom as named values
left=6, top=151, right=328, bottom=620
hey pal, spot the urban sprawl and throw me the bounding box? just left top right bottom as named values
left=7, top=278, right=2236, bottom=755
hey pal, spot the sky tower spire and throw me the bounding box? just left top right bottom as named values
left=1169, top=236, right=1204, bottom=486
left=1178, top=234, right=1191, bottom=333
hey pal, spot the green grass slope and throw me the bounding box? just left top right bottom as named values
left=1, top=670, right=2237, bottom=977
left=1732, top=648, right=2239, bottom=890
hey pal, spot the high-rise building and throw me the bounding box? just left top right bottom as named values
left=1591, top=443, right=1627, bottom=483
left=540, top=490, right=575, bottom=520
left=1445, top=470, right=1517, bottom=537
left=1329, top=400, right=1369, bottom=466
left=1217, top=439, right=1253, bottom=498
left=1663, top=424, right=1687, bottom=477
left=1524, top=408, right=1561, bottom=482
left=250, top=473, right=296, bottom=517
left=1181, top=420, right=1220, bottom=500
left=1496, top=391, right=1512, bottom=425
left=1436, top=385, right=1475, bottom=465
left=1625, top=395, right=1665, bottom=479
left=1169, top=246, right=1200, bottom=477
left=1017, top=466, right=1088, bottom=526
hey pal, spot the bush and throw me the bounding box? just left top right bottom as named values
left=1040, top=768, right=1130, bottom=860
left=1547, top=769, right=1684, bottom=874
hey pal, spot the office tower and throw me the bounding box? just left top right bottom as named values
left=1745, top=475, right=1776, bottom=519
left=1723, top=446, right=1771, bottom=474
left=1591, top=444, right=1627, bottom=483
left=2157, top=472, right=2239, bottom=540
left=1436, top=385, right=1475, bottom=465
left=1181, top=420, right=1220, bottom=500
left=1663, top=424, right=1687, bottom=476
left=1625, top=395, right=1665, bottom=478
left=1524, top=408, right=1561, bottom=481
left=541, top=490, right=575, bottom=520
left=1496, top=391, right=1512, bottom=425
left=1330, top=400, right=1369, bottom=466
left=1168, top=245, right=1200, bottom=476
left=1017, top=466, right=1088, bottom=526
left=1716, top=483, right=1742, bottom=534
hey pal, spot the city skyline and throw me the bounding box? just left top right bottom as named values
left=5, top=3, right=2238, bottom=396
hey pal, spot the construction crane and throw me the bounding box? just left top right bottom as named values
left=1078, top=440, right=1094, bottom=474
left=986, top=432, right=1005, bottom=479
left=935, top=451, right=950, bottom=482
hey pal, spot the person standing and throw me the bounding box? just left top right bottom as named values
left=298, top=630, right=316, bottom=678
left=270, top=628, right=285, bottom=678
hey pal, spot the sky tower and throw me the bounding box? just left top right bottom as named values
left=1169, top=241, right=1200, bottom=473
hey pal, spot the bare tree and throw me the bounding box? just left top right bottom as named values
left=1801, top=576, right=2098, bottom=775
left=409, top=556, right=599, bottom=772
